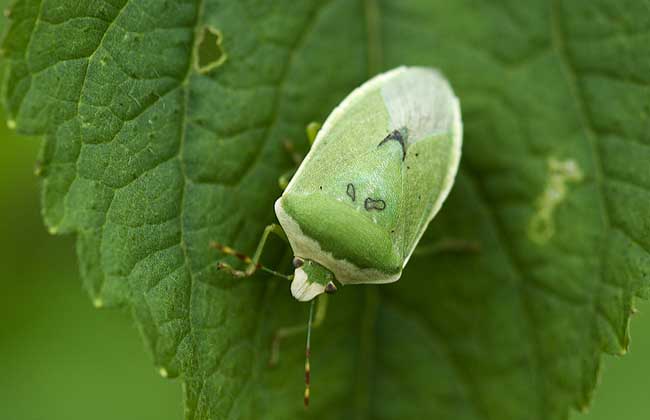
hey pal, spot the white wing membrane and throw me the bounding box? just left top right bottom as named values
left=381, top=67, right=458, bottom=144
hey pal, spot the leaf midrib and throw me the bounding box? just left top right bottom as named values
left=176, top=0, right=206, bottom=415
left=181, top=1, right=339, bottom=416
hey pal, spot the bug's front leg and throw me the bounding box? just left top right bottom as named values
left=210, top=223, right=288, bottom=278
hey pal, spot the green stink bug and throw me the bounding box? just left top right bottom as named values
left=278, top=66, right=462, bottom=300
left=211, top=66, right=462, bottom=405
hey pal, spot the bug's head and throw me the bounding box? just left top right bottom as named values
left=290, top=257, right=337, bottom=301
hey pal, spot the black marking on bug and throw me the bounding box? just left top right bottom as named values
left=346, top=183, right=356, bottom=202
left=292, top=257, right=304, bottom=268
left=378, top=127, right=408, bottom=160
left=364, top=197, right=386, bottom=211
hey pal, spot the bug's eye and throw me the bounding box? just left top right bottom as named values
left=292, top=257, right=304, bottom=268
left=325, top=281, right=337, bottom=294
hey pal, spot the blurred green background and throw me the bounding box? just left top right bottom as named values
left=0, top=116, right=183, bottom=419
left=0, top=7, right=648, bottom=420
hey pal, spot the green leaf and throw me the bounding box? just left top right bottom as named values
left=3, top=0, right=650, bottom=419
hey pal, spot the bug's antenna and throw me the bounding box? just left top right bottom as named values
left=304, top=299, right=315, bottom=407
left=210, top=241, right=292, bottom=281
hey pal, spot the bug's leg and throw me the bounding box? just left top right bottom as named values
left=306, top=121, right=321, bottom=145
left=277, top=139, right=302, bottom=190
left=284, top=121, right=322, bottom=164
left=413, top=238, right=481, bottom=256
left=283, top=139, right=304, bottom=166
left=269, top=293, right=329, bottom=367
left=210, top=223, right=288, bottom=278
left=277, top=122, right=322, bottom=190
left=278, top=168, right=296, bottom=190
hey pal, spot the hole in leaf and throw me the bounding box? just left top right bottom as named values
left=195, top=26, right=227, bottom=73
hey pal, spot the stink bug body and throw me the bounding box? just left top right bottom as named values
left=276, top=66, right=462, bottom=301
